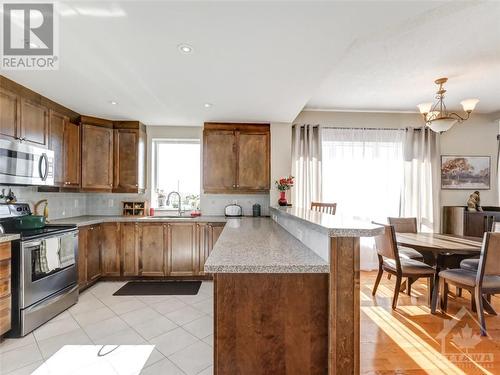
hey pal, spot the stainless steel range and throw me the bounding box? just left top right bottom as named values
left=0, top=203, right=78, bottom=337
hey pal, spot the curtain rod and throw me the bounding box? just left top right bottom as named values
left=293, top=124, right=424, bottom=131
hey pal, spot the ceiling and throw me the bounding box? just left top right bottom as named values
left=306, top=1, right=500, bottom=114
left=2, top=1, right=498, bottom=125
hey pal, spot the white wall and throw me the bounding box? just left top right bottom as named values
left=270, top=122, right=292, bottom=205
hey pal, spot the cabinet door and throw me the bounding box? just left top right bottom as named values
left=113, top=129, right=139, bottom=192
left=211, top=223, right=224, bottom=247
left=203, top=130, right=236, bottom=192
left=49, top=110, right=67, bottom=186
left=20, top=98, right=48, bottom=147
left=237, top=131, right=270, bottom=191
left=121, top=223, right=139, bottom=276
left=139, top=223, right=166, bottom=276
left=101, top=222, right=121, bottom=276
left=64, top=122, right=81, bottom=187
left=86, top=225, right=102, bottom=282
left=168, top=223, right=197, bottom=276
left=0, top=87, right=19, bottom=140
left=78, top=227, right=88, bottom=288
left=81, top=124, right=113, bottom=190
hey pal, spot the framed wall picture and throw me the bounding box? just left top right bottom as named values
left=441, top=155, right=491, bottom=190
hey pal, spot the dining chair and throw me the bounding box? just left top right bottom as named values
left=432, top=232, right=500, bottom=336
left=311, top=202, right=337, bottom=215
left=372, top=224, right=435, bottom=309
left=457, top=221, right=500, bottom=298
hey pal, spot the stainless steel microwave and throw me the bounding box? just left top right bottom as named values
left=0, top=139, right=54, bottom=186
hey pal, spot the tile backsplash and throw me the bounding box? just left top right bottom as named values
left=2, top=186, right=270, bottom=219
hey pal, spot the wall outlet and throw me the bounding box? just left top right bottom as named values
left=74, top=200, right=79, bottom=208
left=108, top=199, right=114, bottom=207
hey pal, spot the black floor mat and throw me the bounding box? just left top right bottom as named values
left=113, top=281, right=202, bottom=296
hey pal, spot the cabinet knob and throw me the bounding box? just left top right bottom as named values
left=232, top=184, right=236, bottom=188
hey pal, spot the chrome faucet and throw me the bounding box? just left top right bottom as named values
left=166, top=191, right=183, bottom=216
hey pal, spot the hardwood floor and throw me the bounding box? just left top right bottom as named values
left=361, top=271, right=500, bottom=374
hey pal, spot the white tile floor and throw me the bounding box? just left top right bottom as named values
left=0, top=281, right=214, bottom=375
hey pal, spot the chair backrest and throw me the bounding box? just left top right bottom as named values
left=387, top=217, right=418, bottom=233
left=311, top=202, right=337, bottom=215
left=373, top=224, right=400, bottom=265
left=492, top=221, right=500, bottom=233
left=477, top=232, right=500, bottom=279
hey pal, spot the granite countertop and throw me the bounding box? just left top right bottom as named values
left=204, top=217, right=329, bottom=274
left=51, top=215, right=228, bottom=227
left=0, top=233, right=20, bottom=243
left=270, top=206, right=384, bottom=237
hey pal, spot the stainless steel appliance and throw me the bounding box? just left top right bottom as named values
left=0, top=203, right=78, bottom=337
left=0, top=139, right=54, bottom=186
left=225, top=204, right=242, bottom=217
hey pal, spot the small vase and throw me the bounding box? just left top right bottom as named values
left=278, top=191, right=288, bottom=206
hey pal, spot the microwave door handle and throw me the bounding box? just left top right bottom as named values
left=39, top=153, right=48, bottom=181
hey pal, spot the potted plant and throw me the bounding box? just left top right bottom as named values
left=275, top=176, right=294, bottom=206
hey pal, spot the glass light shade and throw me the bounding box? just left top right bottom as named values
left=427, top=118, right=458, bottom=133
left=417, top=102, right=433, bottom=114
left=460, top=98, right=479, bottom=112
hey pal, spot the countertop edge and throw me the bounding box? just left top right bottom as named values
left=0, top=233, right=20, bottom=243
left=270, top=206, right=384, bottom=237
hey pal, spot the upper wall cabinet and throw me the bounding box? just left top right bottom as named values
left=49, top=110, right=81, bottom=188
left=113, top=121, right=147, bottom=193
left=81, top=117, right=114, bottom=192
left=20, top=98, right=49, bottom=147
left=0, top=87, right=48, bottom=147
left=203, top=123, right=270, bottom=194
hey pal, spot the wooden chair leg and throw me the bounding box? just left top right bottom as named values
left=456, top=287, right=462, bottom=297
left=372, top=266, right=383, bottom=296
left=482, top=295, right=497, bottom=316
left=387, top=274, right=391, bottom=280
left=428, top=277, right=434, bottom=307
left=474, top=287, right=487, bottom=336
left=440, top=279, right=449, bottom=313
left=431, top=277, right=439, bottom=314
left=471, top=293, right=477, bottom=312
left=407, top=278, right=414, bottom=296
left=392, top=275, right=402, bottom=310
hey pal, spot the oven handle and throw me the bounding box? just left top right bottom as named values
left=23, top=284, right=78, bottom=314
left=38, top=153, right=49, bottom=181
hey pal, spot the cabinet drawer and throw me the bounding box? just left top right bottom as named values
left=0, top=295, right=11, bottom=335
left=0, top=242, right=11, bottom=261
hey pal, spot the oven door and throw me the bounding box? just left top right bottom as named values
left=0, top=139, right=54, bottom=186
left=21, top=230, right=78, bottom=308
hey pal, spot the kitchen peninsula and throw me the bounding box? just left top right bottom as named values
left=205, top=207, right=384, bottom=375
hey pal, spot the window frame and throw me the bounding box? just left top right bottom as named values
left=151, top=138, right=201, bottom=207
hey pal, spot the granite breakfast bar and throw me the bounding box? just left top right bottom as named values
left=205, top=207, right=384, bottom=375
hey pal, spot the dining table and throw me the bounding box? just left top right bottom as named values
left=396, top=232, right=489, bottom=311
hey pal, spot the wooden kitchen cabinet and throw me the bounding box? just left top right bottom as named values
left=203, top=123, right=270, bottom=193
left=0, top=242, right=12, bottom=336
left=139, top=223, right=166, bottom=276
left=168, top=223, right=198, bottom=276
left=81, top=120, right=114, bottom=191
left=86, top=225, right=102, bottom=282
left=63, top=122, right=81, bottom=187
left=20, top=98, right=48, bottom=147
left=198, top=222, right=225, bottom=275
left=113, top=122, right=147, bottom=193
left=101, top=222, right=121, bottom=276
left=121, top=223, right=139, bottom=276
left=49, top=110, right=68, bottom=186
left=0, top=87, right=20, bottom=141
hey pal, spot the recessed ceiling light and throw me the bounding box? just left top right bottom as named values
left=178, top=43, right=193, bottom=54
left=109, top=100, right=118, bottom=105
left=204, top=103, right=212, bottom=108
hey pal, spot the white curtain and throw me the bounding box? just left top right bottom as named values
left=291, top=125, right=322, bottom=208
left=401, top=128, right=441, bottom=233
left=322, top=128, right=405, bottom=270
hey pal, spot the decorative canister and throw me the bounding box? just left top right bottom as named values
left=252, top=204, right=261, bottom=217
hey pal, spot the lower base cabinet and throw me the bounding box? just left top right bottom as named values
left=0, top=242, right=12, bottom=336
left=77, top=221, right=224, bottom=289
